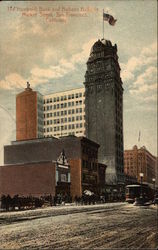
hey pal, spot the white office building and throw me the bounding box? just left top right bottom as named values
left=43, top=87, right=85, bottom=138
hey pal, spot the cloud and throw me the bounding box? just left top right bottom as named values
left=133, top=66, right=157, bottom=86
left=0, top=38, right=95, bottom=90
left=121, top=42, right=157, bottom=82
left=30, top=38, right=94, bottom=83
left=130, top=83, right=157, bottom=95
left=0, top=73, right=26, bottom=90
left=122, top=41, right=157, bottom=105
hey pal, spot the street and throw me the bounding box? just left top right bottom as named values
left=0, top=203, right=157, bottom=249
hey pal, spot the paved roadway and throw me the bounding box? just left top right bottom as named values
left=0, top=202, right=157, bottom=249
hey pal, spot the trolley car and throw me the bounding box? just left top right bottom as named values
left=125, top=184, right=154, bottom=203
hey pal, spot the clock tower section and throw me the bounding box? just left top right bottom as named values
left=84, top=39, right=124, bottom=184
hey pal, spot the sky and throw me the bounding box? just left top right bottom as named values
left=0, top=0, right=157, bottom=165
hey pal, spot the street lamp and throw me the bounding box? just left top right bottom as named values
left=140, top=173, right=144, bottom=198
left=152, top=178, right=156, bottom=195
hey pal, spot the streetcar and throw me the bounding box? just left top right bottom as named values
left=125, top=184, right=154, bottom=203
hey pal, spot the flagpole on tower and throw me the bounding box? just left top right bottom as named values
left=103, top=9, right=104, bottom=39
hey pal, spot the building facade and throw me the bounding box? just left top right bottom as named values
left=16, top=82, right=43, bottom=140
left=16, top=84, right=86, bottom=140
left=4, top=136, right=106, bottom=199
left=0, top=161, right=56, bottom=198
left=124, top=145, right=156, bottom=185
left=43, top=87, right=85, bottom=138
left=0, top=160, right=71, bottom=198
left=84, top=39, right=124, bottom=185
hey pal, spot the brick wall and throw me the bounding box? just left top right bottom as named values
left=69, top=158, right=82, bottom=198
left=0, top=162, right=56, bottom=197
left=16, top=88, right=37, bottom=140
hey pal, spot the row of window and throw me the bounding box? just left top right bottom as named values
left=44, top=116, right=84, bottom=125
left=44, top=108, right=83, bottom=116
left=44, top=123, right=84, bottom=132
left=44, top=92, right=84, bottom=103
left=44, top=131, right=84, bottom=138
left=44, top=101, right=84, bottom=111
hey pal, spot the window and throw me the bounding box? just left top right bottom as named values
left=68, top=117, right=71, bottom=122
left=47, top=113, right=49, bottom=118
left=54, top=97, right=56, bottom=102
left=79, top=100, right=82, bottom=105
left=76, top=93, right=79, bottom=98
left=64, top=125, right=67, bottom=129
left=47, top=128, right=49, bottom=132
left=72, top=117, right=75, bottom=122
left=76, top=116, right=79, bottom=121
left=76, top=108, right=78, bottom=113
left=54, top=127, right=56, bottom=132
left=65, top=118, right=67, bottom=122
left=54, top=112, right=56, bottom=117
left=57, top=104, right=59, bottom=109
left=57, top=97, right=59, bottom=101
left=68, top=125, right=71, bottom=129
left=72, top=94, right=74, bottom=99
left=64, top=103, right=67, bottom=108
left=80, top=123, right=82, bottom=128
left=80, top=116, right=82, bottom=120
left=61, top=103, right=63, bottom=108
left=68, top=102, right=71, bottom=107
left=64, top=110, right=67, bottom=115
left=72, top=124, right=74, bottom=129
left=61, top=174, right=67, bottom=182
left=50, top=98, right=52, bottom=103
left=61, top=96, right=63, bottom=101
left=80, top=108, right=82, bottom=113
left=79, top=93, right=82, bottom=97
left=68, top=110, right=71, bottom=114
left=72, top=102, right=74, bottom=106
left=54, top=105, right=56, bottom=109
left=61, top=111, right=64, bottom=116
left=72, top=109, right=74, bottom=114
left=68, top=95, right=71, bottom=99
left=64, top=95, right=67, bottom=100
left=57, top=112, right=60, bottom=116
left=76, top=101, right=79, bottom=105
left=47, top=120, right=49, bottom=125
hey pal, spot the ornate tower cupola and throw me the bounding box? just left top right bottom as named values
left=84, top=39, right=124, bottom=184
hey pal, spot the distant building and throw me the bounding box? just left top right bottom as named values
left=16, top=84, right=86, bottom=140
left=84, top=39, right=124, bottom=185
left=43, top=87, right=85, bottom=138
left=4, top=136, right=106, bottom=199
left=124, top=145, right=156, bottom=185
left=16, top=82, right=43, bottom=140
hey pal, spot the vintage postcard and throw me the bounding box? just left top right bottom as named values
left=0, top=0, right=157, bottom=249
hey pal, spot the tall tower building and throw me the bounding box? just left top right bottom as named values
left=16, top=82, right=43, bottom=140
left=84, top=39, right=124, bottom=184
